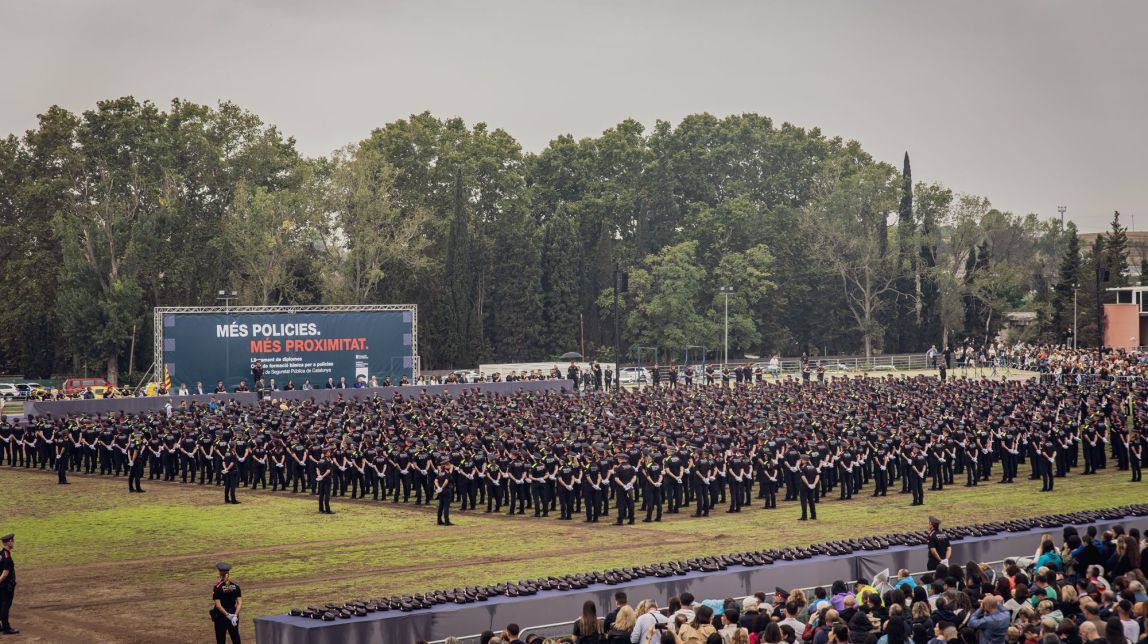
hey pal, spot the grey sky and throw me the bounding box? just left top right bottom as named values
left=3, top=0, right=1145, bottom=232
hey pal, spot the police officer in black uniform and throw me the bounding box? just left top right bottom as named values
left=0, top=533, right=16, bottom=635
left=316, top=450, right=334, bottom=514
left=1130, top=431, right=1143, bottom=482
left=128, top=436, right=146, bottom=493
left=435, top=460, right=454, bottom=526
left=690, top=453, right=711, bottom=518
left=909, top=448, right=927, bottom=506
left=581, top=459, right=600, bottom=522
left=642, top=455, right=663, bottom=522
left=762, top=456, right=780, bottom=509
left=557, top=459, right=578, bottom=520
left=798, top=458, right=819, bottom=521
left=1039, top=438, right=1056, bottom=492
left=613, top=455, right=637, bottom=525
left=211, top=561, right=242, bottom=644
left=871, top=449, right=888, bottom=497
left=484, top=459, right=505, bottom=513
left=55, top=433, right=71, bottom=484
left=222, top=444, right=240, bottom=504
left=926, top=517, right=951, bottom=571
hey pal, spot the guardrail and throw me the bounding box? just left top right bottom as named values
left=427, top=559, right=1017, bottom=644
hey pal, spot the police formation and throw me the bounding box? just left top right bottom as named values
left=2, top=375, right=1146, bottom=525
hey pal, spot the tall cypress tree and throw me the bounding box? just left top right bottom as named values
left=488, top=204, right=543, bottom=361
left=445, top=170, right=477, bottom=366
left=884, top=152, right=917, bottom=352
left=1104, top=210, right=1129, bottom=293
left=540, top=206, right=580, bottom=356
left=1051, top=222, right=1081, bottom=344
left=917, top=181, right=943, bottom=349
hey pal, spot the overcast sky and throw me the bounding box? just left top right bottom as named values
left=3, top=0, right=1145, bottom=231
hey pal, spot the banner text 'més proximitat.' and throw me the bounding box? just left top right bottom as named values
left=250, top=338, right=369, bottom=353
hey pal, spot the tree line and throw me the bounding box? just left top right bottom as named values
left=0, top=98, right=1134, bottom=381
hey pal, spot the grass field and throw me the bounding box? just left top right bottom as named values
left=1, top=454, right=1143, bottom=644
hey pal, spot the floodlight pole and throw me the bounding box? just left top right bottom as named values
left=613, top=264, right=621, bottom=391
left=1096, top=264, right=1102, bottom=361
left=216, top=290, right=238, bottom=314
left=719, top=287, right=734, bottom=367
left=1073, top=283, right=1078, bottom=350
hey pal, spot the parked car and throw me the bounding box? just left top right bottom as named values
left=449, top=370, right=480, bottom=384
left=14, top=383, right=40, bottom=399
left=62, top=377, right=111, bottom=396
left=617, top=367, right=650, bottom=385
left=0, top=383, right=19, bottom=399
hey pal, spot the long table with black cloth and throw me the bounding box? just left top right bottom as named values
left=254, top=513, right=1148, bottom=644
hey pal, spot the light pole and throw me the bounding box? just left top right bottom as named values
left=1073, top=283, right=1078, bottom=350
left=1058, top=205, right=1067, bottom=227
left=719, top=286, right=734, bottom=367
left=216, top=290, right=238, bottom=314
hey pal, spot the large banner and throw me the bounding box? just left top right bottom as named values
left=157, top=307, right=416, bottom=390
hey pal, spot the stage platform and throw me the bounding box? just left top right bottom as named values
left=22, top=380, right=568, bottom=416
left=254, top=515, right=1148, bottom=644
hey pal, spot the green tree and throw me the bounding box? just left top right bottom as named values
left=1103, top=210, right=1129, bottom=294
left=885, top=152, right=918, bottom=352
left=320, top=143, right=430, bottom=304
left=52, top=97, right=170, bottom=383
left=487, top=203, right=543, bottom=360
left=805, top=162, right=900, bottom=358
left=623, top=241, right=714, bottom=352
left=1051, top=221, right=1081, bottom=344
left=218, top=163, right=323, bottom=306
left=540, top=207, right=581, bottom=355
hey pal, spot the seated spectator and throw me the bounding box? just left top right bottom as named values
left=760, top=623, right=784, bottom=644
left=968, top=596, right=1009, bottom=644
left=1036, top=540, right=1063, bottom=573
left=739, top=597, right=766, bottom=635
left=778, top=602, right=806, bottom=644
left=720, top=609, right=747, bottom=644
left=1105, top=616, right=1130, bottom=644
left=678, top=605, right=718, bottom=644
left=1076, top=621, right=1101, bottom=644
left=831, top=582, right=855, bottom=612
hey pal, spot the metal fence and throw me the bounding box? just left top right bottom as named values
left=427, top=558, right=1018, bottom=644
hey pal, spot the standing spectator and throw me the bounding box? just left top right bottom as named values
left=573, top=600, right=603, bottom=644
left=605, top=593, right=629, bottom=633
left=633, top=599, right=668, bottom=644
left=607, top=606, right=637, bottom=644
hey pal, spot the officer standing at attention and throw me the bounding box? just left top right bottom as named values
left=211, top=562, right=242, bottom=644
left=55, top=432, right=71, bottom=485
left=128, top=437, right=146, bottom=493
left=798, top=458, right=819, bottom=521
left=316, top=450, right=334, bottom=514
left=435, top=460, right=454, bottom=526
left=222, top=444, right=240, bottom=504
left=0, top=533, right=16, bottom=635
left=613, top=455, right=637, bottom=525
left=926, top=516, right=951, bottom=571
